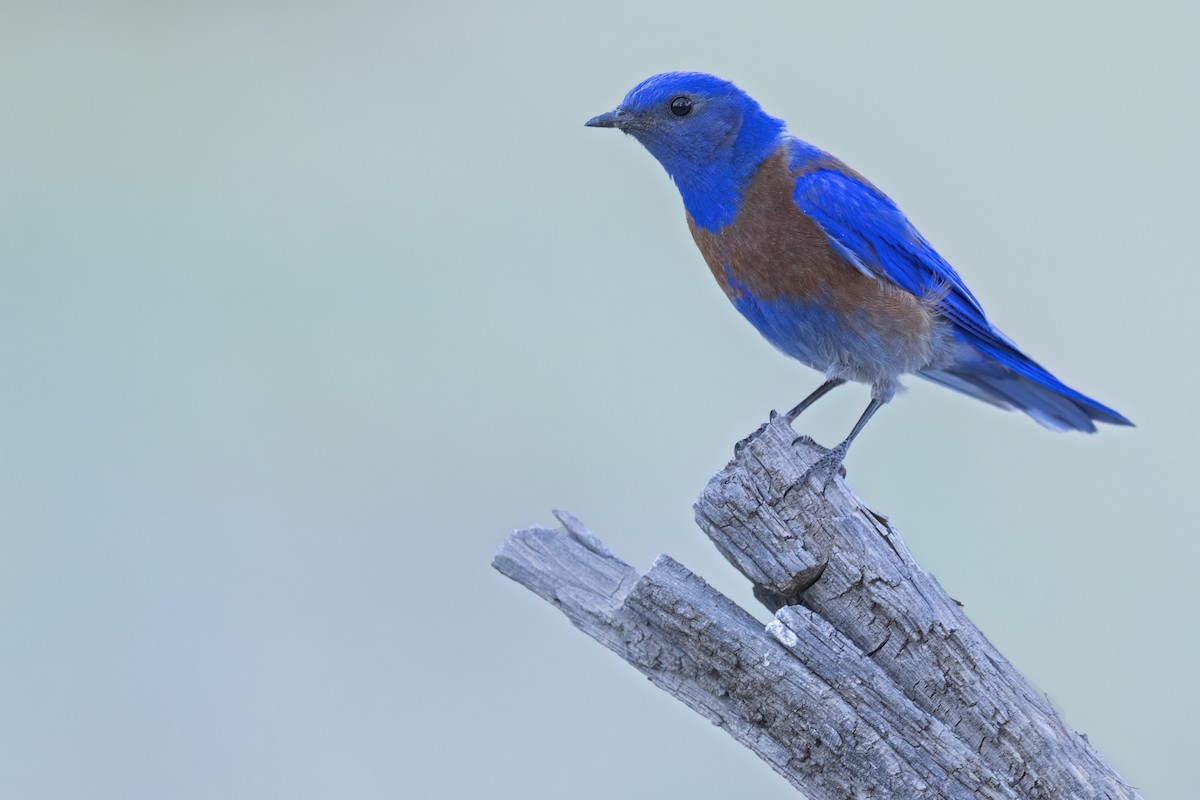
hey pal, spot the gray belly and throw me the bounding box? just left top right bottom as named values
left=730, top=290, right=951, bottom=399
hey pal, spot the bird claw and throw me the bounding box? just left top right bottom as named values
left=800, top=444, right=849, bottom=488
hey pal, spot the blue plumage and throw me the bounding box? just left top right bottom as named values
left=600, top=73, right=785, bottom=230
left=586, top=71, right=1130, bottom=464
left=788, top=152, right=1130, bottom=432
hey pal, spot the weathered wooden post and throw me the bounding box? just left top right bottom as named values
left=493, top=415, right=1140, bottom=799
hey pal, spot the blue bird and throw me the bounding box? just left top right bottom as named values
left=586, top=72, right=1131, bottom=476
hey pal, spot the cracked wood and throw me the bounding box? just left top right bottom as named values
left=494, top=417, right=1140, bottom=799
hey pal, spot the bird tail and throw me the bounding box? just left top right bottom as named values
left=919, top=341, right=1132, bottom=433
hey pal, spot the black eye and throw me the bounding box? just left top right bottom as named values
left=669, top=96, right=693, bottom=117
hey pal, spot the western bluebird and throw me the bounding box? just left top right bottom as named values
left=586, top=72, right=1130, bottom=477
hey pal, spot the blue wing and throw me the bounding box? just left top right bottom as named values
left=790, top=161, right=1001, bottom=348
left=788, top=150, right=1131, bottom=431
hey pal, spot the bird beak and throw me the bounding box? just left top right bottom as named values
left=584, top=108, right=627, bottom=129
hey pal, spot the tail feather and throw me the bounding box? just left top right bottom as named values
left=920, top=345, right=1133, bottom=433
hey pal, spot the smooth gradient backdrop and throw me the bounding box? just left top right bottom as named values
left=2, top=1, right=1195, bottom=798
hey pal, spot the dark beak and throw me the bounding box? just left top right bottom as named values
left=584, top=108, right=627, bottom=129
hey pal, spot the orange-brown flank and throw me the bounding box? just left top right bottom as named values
left=686, top=147, right=937, bottom=365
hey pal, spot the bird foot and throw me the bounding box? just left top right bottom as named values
left=800, top=443, right=849, bottom=488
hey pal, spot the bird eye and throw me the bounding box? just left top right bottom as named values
left=669, top=96, right=693, bottom=117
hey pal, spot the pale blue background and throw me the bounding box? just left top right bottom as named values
left=2, top=1, right=1195, bottom=798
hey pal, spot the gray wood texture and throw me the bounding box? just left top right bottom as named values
left=493, top=415, right=1141, bottom=799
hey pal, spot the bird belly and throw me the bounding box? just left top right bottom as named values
left=728, top=288, right=942, bottom=391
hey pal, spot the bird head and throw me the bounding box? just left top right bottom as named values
left=585, top=72, right=785, bottom=227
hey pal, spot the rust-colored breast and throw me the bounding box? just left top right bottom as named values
left=686, top=147, right=934, bottom=350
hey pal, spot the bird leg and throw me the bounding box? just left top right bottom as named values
left=801, top=397, right=885, bottom=488
left=785, top=378, right=847, bottom=422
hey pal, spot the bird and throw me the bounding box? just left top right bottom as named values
left=585, top=72, right=1131, bottom=479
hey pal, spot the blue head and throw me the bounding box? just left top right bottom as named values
left=585, top=72, right=786, bottom=229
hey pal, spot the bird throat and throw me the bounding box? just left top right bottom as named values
left=671, top=118, right=784, bottom=231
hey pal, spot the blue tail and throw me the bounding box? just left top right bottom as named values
left=920, top=340, right=1133, bottom=433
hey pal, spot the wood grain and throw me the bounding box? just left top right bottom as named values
left=494, top=418, right=1140, bottom=799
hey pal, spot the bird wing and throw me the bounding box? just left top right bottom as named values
left=789, top=163, right=1009, bottom=351
left=790, top=159, right=1131, bottom=428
